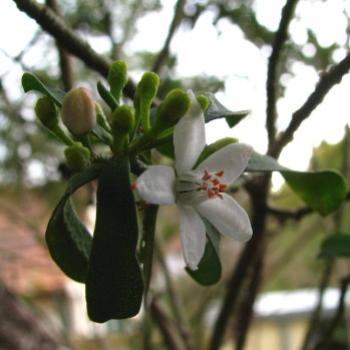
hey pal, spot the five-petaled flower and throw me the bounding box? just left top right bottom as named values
left=135, top=92, right=253, bottom=270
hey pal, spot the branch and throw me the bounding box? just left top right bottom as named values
left=301, top=261, right=334, bottom=350
left=234, top=249, right=264, bottom=350
left=266, top=191, right=350, bottom=222
left=152, top=0, right=186, bottom=74
left=155, top=241, right=193, bottom=350
left=11, top=0, right=135, bottom=97
left=45, top=0, right=75, bottom=91
left=266, top=0, right=299, bottom=146
left=312, top=275, right=350, bottom=350
left=271, top=51, right=350, bottom=157
left=150, top=296, right=184, bottom=350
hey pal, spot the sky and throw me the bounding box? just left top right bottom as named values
left=1, top=0, right=350, bottom=189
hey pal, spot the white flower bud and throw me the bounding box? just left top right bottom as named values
left=62, top=87, right=97, bottom=135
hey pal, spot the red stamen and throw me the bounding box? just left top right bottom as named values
left=202, top=170, right=211, bottom=180
left=211, top=178, right=220, bottom=186
left=215, top=170, right=224, bottom=177
left=219, top=184, right=227, bottom=191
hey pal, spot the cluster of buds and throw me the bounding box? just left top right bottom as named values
left=33, top=60, right=209, bottom=173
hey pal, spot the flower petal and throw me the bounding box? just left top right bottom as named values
left=196, top=143, right=252, bottom=185
left=136, top=165, right=175, bottom=204
left=196, top=194, right=252, bottom=242
left=178, top=204, right=206, bottom=270
left=174, top=91, right=205, bottom=175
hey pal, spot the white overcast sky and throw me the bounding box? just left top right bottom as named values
left=1, top=0, right=350, bottom=188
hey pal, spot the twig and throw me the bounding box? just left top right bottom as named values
left=312, top=275, right=350, bottom=350
left=301, top=261, right=334, bottom=350
left=152, top=0, right=186, bottom=74
left=11, top=0, right=136, bottom=97
left=271, top=50, right=350, bottom=157
left=155, top=241, right=194, bottom=350
left=150, top=296, right=184, bottom=350
left=266, top=191, right=350, bottom=222
left=45, top=0, right=74, bottom=91
left=266, top=0, right=299, bottom=146
left=234, top=249, right=264, bottom=350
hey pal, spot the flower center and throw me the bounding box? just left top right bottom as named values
left=200, top=169, right=227, bottom=199
left=175, top=169, right=227, bottom=205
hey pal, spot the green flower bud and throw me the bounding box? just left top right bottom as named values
left=196, top=137, right=238, bottom=166
left=152, top=89, right=191, bottom=134
left=62, top=87, right=97, bottom=136
left=108, top=60, right=128, bottom=101
left=111, top=105, right=135, bottom=135
left=64, top=142, right=91, bottom=171
left=196, top=95, right=210, bottom=111
left=35, top=96, right=58, bottom=130
left=134, top=72, right=160, bottom=131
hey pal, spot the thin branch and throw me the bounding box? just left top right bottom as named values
left=11, top=0, right=136, bottom=97
left=155, top=241, right=194, bottom=350
left=150, top=296, right=184, bottom=350
left=152, top=0, right=186, bottom=74
left=45, top=0, right=75, bottom=91
left=234, top=250, right=264, bottom=350
left=301, top=261, right=334, bottom=350
left=266, top=0, right=299, bottom=146
left=266, top=191, right=350, bottom=221
left=271, top=51, right=350, bottom=157
left=312, top=275, right=350, bottom=350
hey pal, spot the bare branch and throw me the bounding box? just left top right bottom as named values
left=312, top=275, right=350, bottom=350
left=11, top=0, right=136, bottom=97
left=152, top=0, right=186, bottom=74
left=271, top=51, right=350, bottom=157
left=266, top=0, right=299, bottom=146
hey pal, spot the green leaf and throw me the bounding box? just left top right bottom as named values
left=247, top=152, right=348, bottom=215
left=22, top=73, right=65, bottom=106
left=97, top=81, right=118, bottom=110
left=86, top=157, right=143, bottom=322
left=186, top=218, right=222, bottom=286
left=90, top=124, right=113, bottom=145
left=319, top=234, right=350, bottom=258
left=204, top=93, right=249, bottom=128
left=46, top=164, right=103, bottom=282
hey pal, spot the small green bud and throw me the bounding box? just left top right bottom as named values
left=111, top=105, right=135, bottom=135
left=35, top=96, right=58, bottom=130
left=108, top=60, right=128, bottom=101
left=134, top=72, right=160, bottom=131
left=196, top=95, right=210, bottom=111
left=64, top=142, right=91, bottom=171
left=153, top=89, right=191, bottom=133
left=62, top=87, right=97, bottom=135
left=196, top=137, right=238, bottom=166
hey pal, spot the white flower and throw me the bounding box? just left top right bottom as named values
left=136, top=92, right=253, bottom=270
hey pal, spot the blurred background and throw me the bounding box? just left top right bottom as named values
left=1, top=0, right=350, bottom=349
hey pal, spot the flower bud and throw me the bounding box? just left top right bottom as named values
left=134, top=72, right=159, bottom=131
left=108, top=60, right=128, bottom=101
left=196, top=95, right=209, bottom=111
left=111, top=105, right=135, bottom=136
left=64, top=142, right=91, bottom=172
left=152, top=89, right=191, bottom=133
left=62, top=87, right=97, bottom=135
left=35, top=96, right=58, bottom=130
left=196, top=137, right=238, bottom=166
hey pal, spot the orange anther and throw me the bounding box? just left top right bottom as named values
left=215, top=170, right=224, bottom=177
left=211, top=178, right=220, bottom=186
left=202, top=170, right=211, bottom=180
left=219, top=184, right=227, bottom=191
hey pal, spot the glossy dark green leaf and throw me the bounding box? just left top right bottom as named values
left=319, top=234, right=350, bottom=258
left=46, top=164, right=103, bottom=282
left=204, top=93, right=249, bottom=128
left=186, top=218, right=222, bottom=286
left=247, top=152, right=347, bottom=215
left=86, top=157, right=143, bottom=322
left=97, top=81, right=118, bottom=110
left=22, top=73, right=65, bottom=106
